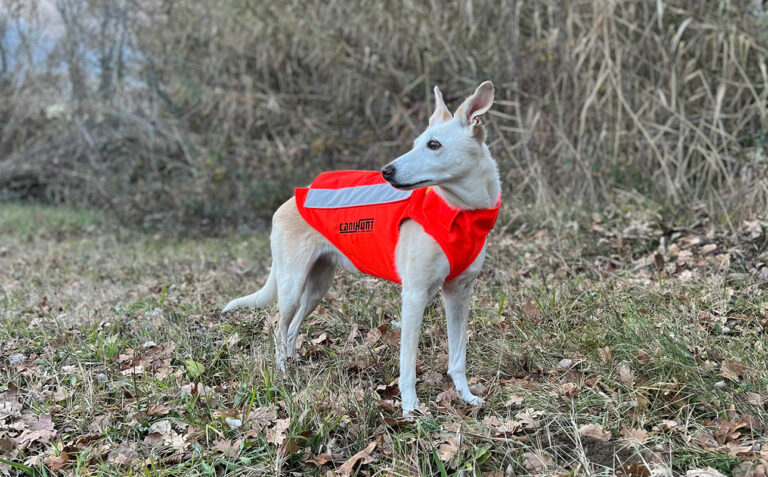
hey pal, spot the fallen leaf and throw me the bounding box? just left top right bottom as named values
left=43, top=452, right=69, bottom=472
left=436, top=436, right=460, bottom=461
left=15, top=413, right=56, bottom=448
left=578, top=423, right=610, bottom=442
left=310, top=333, right=330, bottom=346
left=337, top=441, right=377, bottom=477
left=376, top=380, right=399, bottom=400
left=309, top=453, right=343, bottom=467
left=52, top=387, right=68, bottom=402
left=636, top=349, right=653, bottom=365
left=597, top=347, right=613, bottom=364
left=720, top=358, right=745, bottom=382
left=621, top=428, right=648, bottom=446
left=213, top=439, right=240, bottom=457
left=266, top=418, right=290, bottom=445
left=621, top=461, right=651, bottom=477
left=713, top=420, right=746, bottom=444
left=505, top=394, right=524, bottom=407
left=107, top=446, right=138, bottom=466
left=733, top=462, right=767, bottom=477
left=515, top=408, right=542, bottom=430
left=523, top=450, right=553, bottom=472
left=245, top=405, right=278, bottom=430
left=280, top=429, right=312, bottom=455
left=617, top=361, right=635, bottom=386
left=747, top=392, right=764, bottom=406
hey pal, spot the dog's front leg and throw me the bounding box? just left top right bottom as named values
left=398, top=287, right=431, bottom=414
left=442, top=277, right=484, bottom=406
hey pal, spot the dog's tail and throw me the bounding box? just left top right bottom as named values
left=221, top=269, right=277, bottom=313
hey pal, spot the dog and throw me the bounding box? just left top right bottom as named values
left=223, top=81, right=501, bottom=414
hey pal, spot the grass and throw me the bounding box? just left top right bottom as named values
left=1, top=202, right=767, bottom=476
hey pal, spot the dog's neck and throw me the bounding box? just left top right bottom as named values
left=434, top=146, right=500, bottom=210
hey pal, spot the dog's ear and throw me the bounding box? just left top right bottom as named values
left=429, top=86, right=453, bottom=127
left=455, top=81, right=494, bottom=131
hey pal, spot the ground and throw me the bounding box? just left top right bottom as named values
left=1, top=203, right=767, bottom=476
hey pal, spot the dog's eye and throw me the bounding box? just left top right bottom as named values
left=427, top=139, right=441, bottom=150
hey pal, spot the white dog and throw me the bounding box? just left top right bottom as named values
left=223, top=82, right=501, bottom=414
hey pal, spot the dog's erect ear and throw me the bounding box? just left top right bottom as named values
left=455, top=81, right=494, bottom=128
left=429, top=86, right=453, bottom=127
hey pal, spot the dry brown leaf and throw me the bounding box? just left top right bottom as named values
left=308, top=453, right=344, bottom=467
left=266, top=418, right=290, bottom=445
left=747, top=392, right=765, bottom=406
left=597, top=346, right=613, bottom=364
left=435, top=388, right=458, bottom=408
left=636, top=349, right=653, bottom=365
left=107, top=446, right=138, bottom=466
left=15, top=413, right=56, bottom=448
left=245, top=405, right=278, bottom=430
left=720, top=358, right=745, bottom=382
left=523, top=450, right=553, bottom=472
left=213, top=439, right=240, bottom=457
left=482, top=416, right=521, bottom=436
left=714, top=420, right=746, bottom=444
left=280, top=430, right=312, bottom=455
left=336, top=441, right=376, bottom=477
left=621, top=428, right=649, bottom=446
left=515, top=408, right=542, bottom=430
left=578, top=423, right=610, bottom=442
left=659, top=419, right=680, bottom=432
left=310, top=332, right=330, bottom=346
left=52, top=387, right=68, bottom=402
left=43, top=452, right=69, bottom=472
left=376, top=380, right=399, bottom=400
left=436, top=435, right=460, bottom=461
left=144, top=432, right=165, bottom=446
left=734, top=462, right=767, bottom=477
left=505, top=394, right=524, bottom=407
left=617, top=362, right=635, bottom=386
left=621, top=461, right=651, bottom=477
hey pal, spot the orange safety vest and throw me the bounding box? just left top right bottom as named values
left=295, top=171, right=501, bottom=284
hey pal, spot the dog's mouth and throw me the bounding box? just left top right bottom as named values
left=387, top=180, right=431, bottom=190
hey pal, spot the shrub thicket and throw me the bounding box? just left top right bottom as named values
left=0, top=1, right=766, bottom=229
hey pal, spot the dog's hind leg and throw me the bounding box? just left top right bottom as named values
left=284, top=255, right=336, bottom=355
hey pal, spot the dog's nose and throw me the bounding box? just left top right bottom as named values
left=381, top=164, right=396, bottom=181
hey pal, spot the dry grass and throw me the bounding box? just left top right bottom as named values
left=1, top=203, right=767, bottom=475
left=0, top=1, right=766, bottom=227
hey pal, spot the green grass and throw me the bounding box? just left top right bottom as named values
left=1, top=203, right=766, bottom=476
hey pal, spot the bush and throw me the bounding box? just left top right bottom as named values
left=0, top=0, right=766, bottom=229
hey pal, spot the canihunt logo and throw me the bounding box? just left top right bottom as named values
left=339, top=218, right=375, bottom=234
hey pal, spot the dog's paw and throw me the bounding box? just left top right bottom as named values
left=461, top=392, right=485, bottom=406
left=401, top=395, right=420, bottom=414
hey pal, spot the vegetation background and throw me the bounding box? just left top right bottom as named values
left=1, top=0, right=765, bottom=229
left=2, top=1, right=768, bottom=476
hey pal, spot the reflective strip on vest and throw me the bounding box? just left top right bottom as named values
left=304, top=183, right=412, bottom=209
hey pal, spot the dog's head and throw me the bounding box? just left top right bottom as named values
left=381, top=81, right=494, bottom=190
